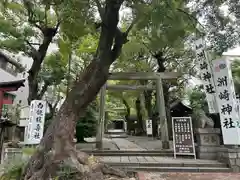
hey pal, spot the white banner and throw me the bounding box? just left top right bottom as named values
left=195, top=38, right=218, bottom=114
left=25, top=100, right=46, bottom=144
left=146, top=119, right=152, bottom=135
left=213, top=58, right=240, bottom=145
left=236, top=93, right=240, bottom=117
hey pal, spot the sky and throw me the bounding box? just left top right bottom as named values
left=223, top=47, right=240, bottom=56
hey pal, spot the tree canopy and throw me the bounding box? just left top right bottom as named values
left=1, top=0, right=240, bottom=179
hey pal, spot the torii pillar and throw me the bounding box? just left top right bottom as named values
left=155, top=76, right=169, bottom=149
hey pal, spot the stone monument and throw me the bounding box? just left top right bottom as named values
left=194, top=110, right=221, bottom=160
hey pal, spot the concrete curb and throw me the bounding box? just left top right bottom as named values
left=136, top=172, right=146, bottom=180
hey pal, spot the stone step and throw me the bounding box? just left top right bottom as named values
left=113, top=166, right=231, bottom=173
left=106, top=134, right=128, bottom=138
left=104, top=161, right=227, bottom=168
left=105, top=131, right=126, bottom=134
left=82, top=150, right=173, bottom=156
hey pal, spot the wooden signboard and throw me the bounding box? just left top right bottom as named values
left=172, top=117, right=196, bottom=159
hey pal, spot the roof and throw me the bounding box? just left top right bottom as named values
left=170, top=100, right=192, bottom=111
left=0, top=51, right=25, bottom=72
left=0, top=79, right=25, bottom=89
left=0, top=118, right=16, bottom=127
left=0, top=68, right=19, bottom=82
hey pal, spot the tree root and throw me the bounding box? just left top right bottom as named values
left=68, top=149, right=127, bottom=180
left=102, top=164, right=127, bottom=178
left=23, top=147, right=127, bottom=180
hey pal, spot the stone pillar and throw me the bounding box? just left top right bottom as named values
left=96, top=84, right=106, bottom=150
left=195, top=128, right=221, bottom=160
left=155, top=77, right=169, bottom=149
left=217, top=147, right=240, bottom=172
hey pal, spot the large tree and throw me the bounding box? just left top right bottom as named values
left=189, top=0, right=240, bottom=55
left=0, top=0, right=63, bottom=103
left=112, top=9, right=196, bottom=137
left=0, top=0, right=92, bottom=103
left=21, top=0, right=134, bottom=179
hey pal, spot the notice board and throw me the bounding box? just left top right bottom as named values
left=172, top=117, right=196, bottom=159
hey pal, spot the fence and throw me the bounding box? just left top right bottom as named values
left=1, top=147, right=23, bottom=164
left=1, top=146, right=77, bottom=177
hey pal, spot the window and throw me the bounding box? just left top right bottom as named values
left=0, top=58, right=7, bottom=70
left=3, top=93, right=8, bottom=99
left=5, top=62, right=18, bottom=76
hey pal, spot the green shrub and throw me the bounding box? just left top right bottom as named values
left=0, top=157, right=26, bottom=180
left=75, top=102, right=97, bottom=142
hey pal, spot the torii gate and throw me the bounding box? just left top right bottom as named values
left=96, top=72, right=181, bottom=149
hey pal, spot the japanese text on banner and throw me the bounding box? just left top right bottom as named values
left=195, top=38, right=218, bottom=114
left=25, top=100, right=46, bottom=144
left=213, top=58, right=240, bottom=145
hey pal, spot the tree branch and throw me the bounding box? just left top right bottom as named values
left=125, top=18, right=135, bottom=35
left=25, top=39, right=37, bottom=51
left=176, top=8, right=205, bottom=33
left=111, top=18, right=136, bottom=61
left=38, top=81, right=50, bottom=99
left=94, top=0, right=104, bottom=20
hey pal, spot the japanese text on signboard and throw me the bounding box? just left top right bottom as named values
left=213, top=59, right=240, bottom=145
left=172, top=117, right=195, bottom=156
left=195, top=38, right=218, bottom=113
left=25, top=100, right=46, bottom=144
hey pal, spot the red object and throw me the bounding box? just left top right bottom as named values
left=2, top=98, right=13, bottom=105
left=2, top=93, right=14, bottom=105
left=0, top=79, right=25, bottom=116
left=136, top=172, right=146, bottom=180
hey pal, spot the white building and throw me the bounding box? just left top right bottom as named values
left=0, top=51, right=31, bottom=107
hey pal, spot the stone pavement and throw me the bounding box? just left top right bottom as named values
left=138, top=172, right=240, bottom=180
left=111, top=138, right=145, bottom=150
left=76, top=137, right=118, bottom=150
left=77, top=136, right=173, bottom=151
left=98, top=156, right=224, bottom=165
left=126, top=136, right=173, bottom=150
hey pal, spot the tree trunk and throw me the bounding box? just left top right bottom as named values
left=22, top=1, right=128, bottom=179
left=135, top=97, right=144, bottom=135
left=28, top=28, right=58, bottom=104
left=23, top=60, right=124, bottom=180
left=122, top=97, right=130, bottom=120
left=154, top=52, right=172, bottom=139
left=144, top=90, right=158, bottom=136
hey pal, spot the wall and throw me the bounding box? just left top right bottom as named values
left=218, top=147, right=240, bottom=172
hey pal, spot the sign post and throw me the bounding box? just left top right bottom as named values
left=212, top=58, right=240, bottom=145
left=25, top=100, right=46, bottom=145
left=195, top=38, right=218, bottom=114
left=146, top=119, right=152, bottom=136
left=172, top=117, right=196, bottom=159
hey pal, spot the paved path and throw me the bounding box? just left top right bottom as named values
left=112, top=138, right=145, bottom=151
left=77, top=136, right=173, bottom=151
left=138, top=172, right=240, bottom=180
left=126, top=136, right=174, bottom=150
left=98, top=156, right=224, bottom=165
left=76, top=138, right=118, bottom=150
